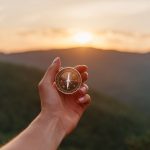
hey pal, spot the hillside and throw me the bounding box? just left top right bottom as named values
left=0, top=48, right=150, bottom=115
left=0, top=61, right=148, bottom=150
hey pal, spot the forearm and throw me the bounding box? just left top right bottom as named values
left=1, top=112, right=65, bottom=150
left=0, top=60, right=90, bottom=150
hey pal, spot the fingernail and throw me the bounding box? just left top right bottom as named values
left=78, top=97, right=85, bottom=103
left=53, top=57, right=60, bottom=64
left=83, top=65, right=88, bottom=70
left=80, top=87, right=86, bottom=93
left=85, top=65, right=88, bottom=69
left=84, top=84, right=89, bottom=90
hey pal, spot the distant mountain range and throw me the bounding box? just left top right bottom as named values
left=0, top=47, right=150, bottom=115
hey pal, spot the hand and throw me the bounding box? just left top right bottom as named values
left=38, top=57, right=91, bottom=136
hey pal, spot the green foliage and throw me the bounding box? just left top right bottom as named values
left=0, top=62, right=42, bottom=144
left=127, top=131, right=150, bottom=150
left=0, top=62, right=149, bottom=149
left=60, top=91, right=145, bottom=150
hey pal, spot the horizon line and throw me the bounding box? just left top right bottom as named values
left=0, top=46, right=150, bottom=55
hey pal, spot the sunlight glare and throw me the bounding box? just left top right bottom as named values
left=73, top=32, right=93, bottom=45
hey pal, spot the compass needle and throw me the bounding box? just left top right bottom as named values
left=66, top=73, right=70, bottom=89
left=55, top=67, right=82, bottom=94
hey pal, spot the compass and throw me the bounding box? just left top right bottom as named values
left=55, top=67, right=82, bottom=94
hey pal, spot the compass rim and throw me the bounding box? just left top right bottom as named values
left=55, top=67, right=82, bottom=94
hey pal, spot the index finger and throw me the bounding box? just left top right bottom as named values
left=74, top=65, right=88, bottom=73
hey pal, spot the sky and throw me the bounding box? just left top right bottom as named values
left=0, top=0, right=150, bottom=53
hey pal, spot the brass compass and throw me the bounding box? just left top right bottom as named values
left=55, top=67, right=82, bottom=94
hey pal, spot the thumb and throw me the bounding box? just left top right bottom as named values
left=44, top=57, right=61, bottom=83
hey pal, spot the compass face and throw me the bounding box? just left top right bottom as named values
left=55, top=67, right=82, bottom=94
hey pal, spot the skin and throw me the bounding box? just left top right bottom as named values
left=1, top=57, right=91, bottom=150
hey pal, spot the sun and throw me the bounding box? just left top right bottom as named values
left=72, top=32, right=93, bottom=45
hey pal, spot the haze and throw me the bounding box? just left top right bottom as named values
left=0, top=0, right=150, bottom=53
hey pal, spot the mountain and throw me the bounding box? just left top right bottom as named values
left=0, top=62, right=148, bottom=150
left=0, top=47, right=150, bottom=115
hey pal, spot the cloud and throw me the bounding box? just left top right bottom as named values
left=95, top=30, right=150, bottom=52
left=0, top=0, right=150, bottom=52
left=17, top=28, right=70, bottom=37
left=0, top=27, right=150, bottom=53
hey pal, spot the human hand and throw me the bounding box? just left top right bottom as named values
left=38, top=57, right=91, bottom=136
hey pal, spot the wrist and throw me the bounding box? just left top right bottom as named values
left=39, top=110, right=66, bottom=135
left=31, top=111, right=66, bottom=148
left=40, top=109, right=74, bottom=136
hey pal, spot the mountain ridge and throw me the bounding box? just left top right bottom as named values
left=0, top=47, right=150, bottom=115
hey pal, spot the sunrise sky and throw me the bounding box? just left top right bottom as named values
left=0, top=0, right=150, bottom=53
